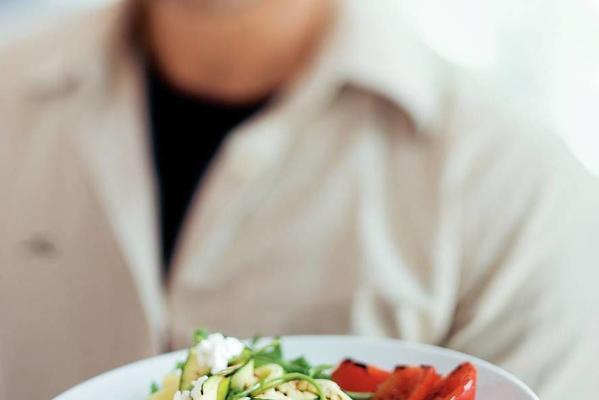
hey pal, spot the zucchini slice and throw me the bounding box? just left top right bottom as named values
left=148, top=371, right=180, bottom=400
left=202, top=375, right=231, bottom=400
left=231, top=359, right=257, bottom=390
left=255, top=363, right=285, bottom=381
left=180, top=349, right=210, bottom=391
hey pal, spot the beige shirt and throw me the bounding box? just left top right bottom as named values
left=1, top=0, right=599, bottom=399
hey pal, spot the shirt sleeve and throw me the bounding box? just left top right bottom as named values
left=443, top=117, right=599, bottom=399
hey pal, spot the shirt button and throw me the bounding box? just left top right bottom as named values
left=19, top=233, right=59, bottom=259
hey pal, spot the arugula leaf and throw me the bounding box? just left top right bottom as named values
left=309, top=364, right=334, bottom=379
left=192, top=329, right=209, bottom=345
left=280, top=356, right=311, bottom=375
left=252, top=338, right=284, bottom=368
left=249, top=338, right=331, bottom=378
left=150, top=380, right=160, bottom=394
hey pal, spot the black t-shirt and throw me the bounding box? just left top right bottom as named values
left=146, top=63, right=268, bottom=276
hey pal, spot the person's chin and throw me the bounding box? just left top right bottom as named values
left=176, top=0, right=265, bottom=11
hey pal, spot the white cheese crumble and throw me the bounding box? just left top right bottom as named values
left=173, top=390, right=191, bottom=400
left=190, top=376, right=209, bottom=399
left=195, top=333, right=245, bottom=374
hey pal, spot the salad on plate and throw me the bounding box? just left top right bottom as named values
left=148, top=330, right=477, bottom=400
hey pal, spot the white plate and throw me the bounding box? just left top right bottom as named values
left=54, top=335, right=539, bottom=400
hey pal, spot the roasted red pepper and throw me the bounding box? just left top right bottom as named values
left=374, top=365, right=441, bottom=400
left=334, top=359, right=477, bottom=400
left=332, top=359, right=392, bottom=392
left=426, top=362, right=477, bottom=400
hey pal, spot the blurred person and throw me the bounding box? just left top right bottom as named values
left=1, top=0, right=599, bottom=399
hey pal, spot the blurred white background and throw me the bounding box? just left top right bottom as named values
left=1, top=0, right=598, bottom=177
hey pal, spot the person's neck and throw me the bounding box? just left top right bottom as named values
left=143, top=0, right=335, bottom=104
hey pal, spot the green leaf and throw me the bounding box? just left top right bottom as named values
left=192, top=329, right=209, bottom=345
left=283, top=356, right=312, bottom=375
left=289, top=356, right=311, bottom=369
left=150, top=380, right=160, bottom=394
left=247, top=338, right=329, bottom=378
left=309, top=364, right=334, bottom=379
left=251, top=338, right=285, bottom=368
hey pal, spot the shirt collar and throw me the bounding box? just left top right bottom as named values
left=44, top=0, right=445, bottom=134
left=327, top=0, right=447, bottom=133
